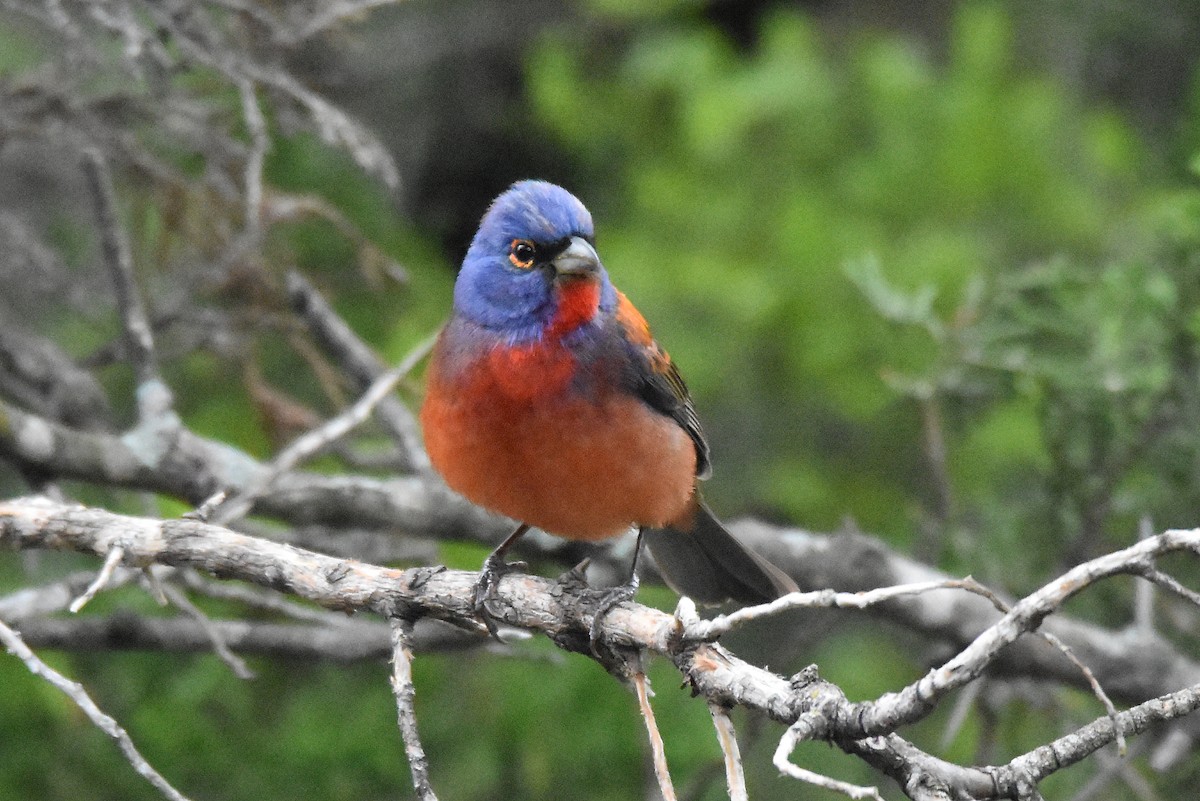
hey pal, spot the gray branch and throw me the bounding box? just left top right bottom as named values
left=5, top=396, right=1200, bottom=717
left=6, top=496, right=1200, bottom=799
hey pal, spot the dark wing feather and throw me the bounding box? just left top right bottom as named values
left=614, top=292, right=712, bottom=479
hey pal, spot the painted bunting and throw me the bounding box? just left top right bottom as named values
left=421, top=181, right=796, bottom=632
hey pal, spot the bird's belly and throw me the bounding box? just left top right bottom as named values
left=422, top=372, right=696, bottom=540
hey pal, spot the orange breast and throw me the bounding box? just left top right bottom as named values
left=421, top=339, right=697, bottom=541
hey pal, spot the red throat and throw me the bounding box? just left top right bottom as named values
left=547, top=279, right=601, bottom=338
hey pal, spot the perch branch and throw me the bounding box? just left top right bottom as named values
left=8, top=497, right=1200, bottom=799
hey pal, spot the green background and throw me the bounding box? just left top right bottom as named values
left=3, top=0, right=1200, bottom=798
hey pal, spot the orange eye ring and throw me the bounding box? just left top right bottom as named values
left=509, top=239, right=536, bottom=269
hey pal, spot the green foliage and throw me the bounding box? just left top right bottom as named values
left=527, top=3, right=1185, bottom=570
left=4, top=2, right=1200, bottom=800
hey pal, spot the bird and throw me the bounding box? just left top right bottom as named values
left=420, top=180, right=796, bottom=636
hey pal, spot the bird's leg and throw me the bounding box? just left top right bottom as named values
left=474, top=523, right=530, bottom=638
left=588, top=527, right=644, bottom=655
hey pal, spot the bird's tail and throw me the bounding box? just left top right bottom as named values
left=643, top=496, right=797, bottom=605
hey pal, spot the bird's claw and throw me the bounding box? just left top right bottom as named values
left=588, top=573, right=640, bottom=658
left=472, top=554, right=527, bottom=639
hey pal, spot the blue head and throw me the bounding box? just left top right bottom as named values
left=453, top=180, right=617, bottom=343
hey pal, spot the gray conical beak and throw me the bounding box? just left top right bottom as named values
left=551, top=236, right=601, bottom=279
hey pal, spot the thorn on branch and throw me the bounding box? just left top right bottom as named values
left=185, top=491, right=228, bottom=523
left=69, top=545, right=127, bottom=613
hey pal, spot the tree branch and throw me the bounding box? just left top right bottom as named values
left=0, top=617, right=192, bottom=801
left=7, top=496, right=1200, bottom=799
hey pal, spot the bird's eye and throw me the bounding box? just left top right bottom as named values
left=509, top=239, right=536, bottom=269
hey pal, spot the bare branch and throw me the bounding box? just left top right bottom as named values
left=1135, top=515, right=1157, bottom=632
left=286, top=270, right=431, bottom=472
left=284, top=0, right=404, bottom=44
left=632, top=667, right=677, bottom=801
left=159, top=582, right=255, bottom=679
left=0, top=395, right=504, bottom=538
left=1007, top=682, right=1200, bottom=788
left=9, top=497, right=1200, bottom=799
left=773, top=725, right=884, bottom=801
left=687, top=577, right=995, bottom=640
left=1038, top=630, right=1126, bottom=756
left=0, top=319, right=112, bottom=429
left=0, top=617, right=192, bottom=801
left=0, top=568, right=139, bottom=620
left=838, top=530, right=1200, bottom=741
left=80, top=148, right=161, bottom=390
left=708, top=703, right=747, bottom=801
left=237, top=79, right=268, bottom=236
left=208, top=329, right=438, bottom=525
left=389, top=617, right=439, bottom=801
left=12, top=613, right=482, bottom=661
left=69, top=544, right=126, bottom=613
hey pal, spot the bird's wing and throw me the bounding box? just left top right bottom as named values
left=614, top=291, right=712, bottom=479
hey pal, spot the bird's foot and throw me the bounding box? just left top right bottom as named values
left=473, top=552, right=528, bottom=639
left=588, top=573, right=640, bottom=658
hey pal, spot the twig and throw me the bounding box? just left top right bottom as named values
left=773, top=725, right=884, bottom=800
left=688, top=577, right=996, bottom=639
left=80, top=148, right=160, bottom=389
left=390, top=617, right=439, bottom=801
left=237, top=78, right=268, bottom=235
left=708, top=703, right=747, bottom=801
left=1133, top=565, right=1200, bottom=608
left=13, top=613, right=483, bottom=660
left=1005, top=681, right=1200, bottom=788
left=939, top=677, right=984, bottom=751
left=185, top=491, right=228, bottom=523
left=286, top=0, right=401, bottom=43
left=1039, top=630, right=1125, bottom=756
left=69, top=545, right=126, bottom=613
left=143, top=3, right=399, bottom=190
left=915, top=392, right=953, bottom=561
left=1135, top=516, right=1156, bottom=632
left=0, top=618, right=192, bottom=801
left=209, top=329, right=438, bottom=525
left=0, top=568, right=137, bottom=620
left=140, top=567, right=170, bottom=605
left=159, top=583, right=255, bottom=679
left=285, top=270, right=431, bottom=472
left=633, top=669, right=676, bottom=801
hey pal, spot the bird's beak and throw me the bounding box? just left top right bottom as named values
left=551, top=236, right=601, bottom=280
